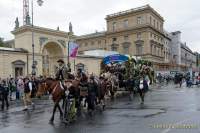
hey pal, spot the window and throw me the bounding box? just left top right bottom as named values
left=85, top=42, right=88, bottom=46
left=124, top=35, right=129, bottom=41
left=151, top=44, right=153, bottom=53
left=112, top=38, right=117, bottom=42
left=91, top=41, right=94, bottom=45
left=124, top=20, right=128, bottom=28
left=112, top=38, right=118, bottom=51
left=153, top=19, right=155, bottom=27
left=136, top=44, right=143, bottom=55
left=150, top=16, right=152, bottom=25
left=111, top=46, right=118, bottom=51
left=154, top=46, right=156, bottom=55
left=150, top=33, right=153, bottom=38
left=160, top=24, right=162, bottom=31
left=123, top=46, right=129, bottom=54
left=98, top=40, right=101, bottom=44
left=157, top=48, right=160, bottom=56
left=137, top=16, right=142, bottom=24
left=157, top=22, right=159, bottom=29
left=137, top=33, right=142, bottom=39
left=154, top=34, right=156, bottom=39
left=112, top=22, right=117, bottom=31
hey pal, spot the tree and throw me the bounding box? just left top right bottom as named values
left=0, top=37, right=4, bottom=47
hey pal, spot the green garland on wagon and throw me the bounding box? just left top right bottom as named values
left=100, top=56, right=156, bottom=84
left=125, top=57, right=156, bottom=84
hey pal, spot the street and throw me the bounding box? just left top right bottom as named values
left=1, top=84, right=200, bottom=133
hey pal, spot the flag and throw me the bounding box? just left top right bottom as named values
left=69, top=42, right=79, bottom=58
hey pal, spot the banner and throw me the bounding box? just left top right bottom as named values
left=69, top=42, right=79, bottom=58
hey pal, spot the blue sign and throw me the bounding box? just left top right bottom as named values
left=103, top=54, right=129, bottom=64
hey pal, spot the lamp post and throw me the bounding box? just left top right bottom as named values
left=31, top=0, right=44, bottom=76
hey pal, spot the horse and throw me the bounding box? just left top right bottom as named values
left=36, top=78, right=65, bottom=123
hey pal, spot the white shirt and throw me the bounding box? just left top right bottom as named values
left=28, top=82, right=32, bottom=91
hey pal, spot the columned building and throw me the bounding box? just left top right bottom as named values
left=1, top=25, right=103, bottom=78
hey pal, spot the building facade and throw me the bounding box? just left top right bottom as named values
left=169, top=31, right=197, bottom=72
left=76, top=5, right=171, bottom=71
left=181, top=43, right=197, bottom=71
left=0, top=25, right=103, bottom=79
left=1, top=4, right=198, bottom=78
left=194, top=52, right=200, bottom=71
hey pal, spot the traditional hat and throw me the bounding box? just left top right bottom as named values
left=57, top=59, right=64, bottom=63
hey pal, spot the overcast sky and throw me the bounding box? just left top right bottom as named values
left=0, top=0, right=199, bottom=52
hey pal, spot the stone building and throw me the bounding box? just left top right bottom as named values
left=180, top=43, right=196, bottom=71
left=194, top=52, right=200, bottom=71
left=169, top=31, right=197, bottom=72
left=76, top=5, right=171, bottom=71
left=0, top=25, right=103, bottom=79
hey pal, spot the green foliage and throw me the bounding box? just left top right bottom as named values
left=0, top=37, right=4, bottom=47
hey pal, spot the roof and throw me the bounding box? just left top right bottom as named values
left=0, top=47, right=28, bottom=53
left=106, top=4, right=164, bottom=21
left=77, top=54, right=104, bottom=59
left=4, top=39, right=14, bottom=43
left=181, top=43, right=194, bottom=54
left=12, top=25, right=69, bottom=38
left=171, top=31, right=181, bottom=35
left=163, top=30, right=171, bottom=39
left=76, top=31, right=106, bottom=40
left=83, top=50, right=119, bottom=57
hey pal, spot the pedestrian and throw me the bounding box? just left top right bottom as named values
left=138, top=75, right=149, bottom=104
left=17, top=77, right=24, bottom=100
left=87, top=76, right=98, bottom=115
left=30, top=76, right=37, bottom=98
left=0, top=80, right=9, bottom=110
left=9, top=78, right=16, bottom=101
left=23, top=77, right=34, bottom=111
left=178, top=74, right=183, bottom=88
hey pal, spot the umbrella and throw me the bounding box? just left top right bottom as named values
left=103, top=54, right=129, bottom=65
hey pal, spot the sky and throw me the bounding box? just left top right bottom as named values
left=0, top=0, right=200, bottom=52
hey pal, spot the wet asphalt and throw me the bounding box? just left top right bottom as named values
left=1, top=83, right=200, bottom=133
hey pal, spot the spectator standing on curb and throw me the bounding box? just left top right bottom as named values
left=0, top=80, right=9, bottom=110
left=17, top=77, right=24, bottom=100
left=9, top=78, right=16, bottom=101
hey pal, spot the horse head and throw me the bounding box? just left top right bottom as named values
left=36, top=80, right=48, bottom=98
left=36, top=78, right=55, bottom=97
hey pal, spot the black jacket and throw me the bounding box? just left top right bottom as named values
left=88, top=82, right=98, bottom=96
left=0, top=84, right=9, bottom=96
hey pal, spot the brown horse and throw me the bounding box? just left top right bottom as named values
left=37, top=77, right=83, bottom=123
left=36, top=78, right=65, bottom=123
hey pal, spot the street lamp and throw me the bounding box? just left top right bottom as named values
left=31, top=0, right=44, bottom=76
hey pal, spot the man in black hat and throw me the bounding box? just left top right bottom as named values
left=55, top=59, right=70, bottom=81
